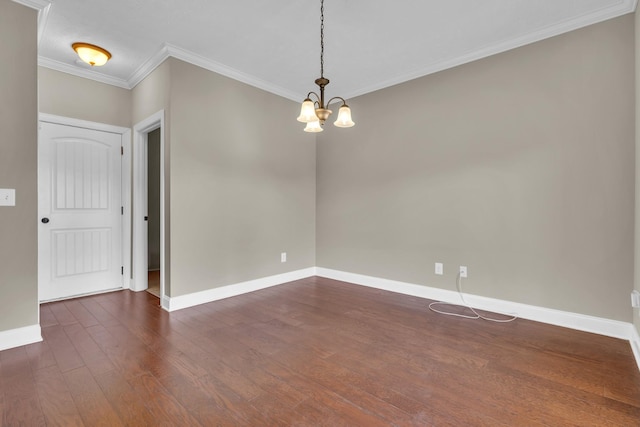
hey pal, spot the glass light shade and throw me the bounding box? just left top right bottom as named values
left=304, top=120, right=323, bottom=133
left=72, top=43, right=111, bottom=66
left=334, top=105, right=355, bottom=128
left=297, top=99, right=319, bottom=123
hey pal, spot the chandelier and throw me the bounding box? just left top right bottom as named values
left=297, top=0, right=355, bottom=132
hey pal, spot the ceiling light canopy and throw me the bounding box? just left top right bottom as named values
left=72, top=42, right=112, bottom=66
left=297, top=0, right=354, bottom=133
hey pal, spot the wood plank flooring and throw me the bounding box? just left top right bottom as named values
left=1, top=276, right=639, bottom=426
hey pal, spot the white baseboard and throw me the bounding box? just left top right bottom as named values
left=164, top=267, right=317, bottom=312
left=631, top=325, right=640, bottom=371
left=153, top=265, right=640, bottom=371
left=161, top=295, right=171, bottom=311
left=315, top=268, right=634, bottom=341
left=0, top=324, right=42, bottom=352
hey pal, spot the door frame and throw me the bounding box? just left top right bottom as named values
left=38, top=113, right=132, bottom=296
left=132, top=110, right=167, bottom=308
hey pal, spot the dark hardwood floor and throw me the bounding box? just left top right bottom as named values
left=1, top=276, right=639, bottom=426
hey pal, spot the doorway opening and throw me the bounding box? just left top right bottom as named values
left=146, top=128, right=161, bottom=299
left=132, top=110, right=166, bottom=308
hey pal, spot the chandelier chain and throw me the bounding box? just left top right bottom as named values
left=320, top=0, right=324, bottom=78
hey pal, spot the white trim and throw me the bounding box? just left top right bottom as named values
left=162, top=44, right=300, bottom=100
left=161, top=295, right=170, bottom=311
left=342, top=0, right=638, bottom=100
left=164, top=268, right=317, bottom=312
left=127, top=45, right=171, bottom=89
left=10, top=0, right=49, bottom=10
left=39, top=113, right=130, bottom=135
left=631, top=326, right=640, bottom=371
left=15, top=0, right=53, bottom=46
left=121, top=129, right=132, bottom=290
left=315, top=268, right=634, bottom=341
left=119, top=263, right=640, bottom=370
left=11, top=0, right=50, bottom=44
left=31, top=1, right=636, bottom=101
left=132, top=111, right=166, bottom=304
left=35, top=1, right=50, bottom=45
left=127, top=43, right=300, bottom=100
left=38, top=57, right=132, bottom=90
left=0, top=324, right=42, bottom=352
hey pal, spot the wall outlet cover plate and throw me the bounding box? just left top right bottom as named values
left=0, top=189, right=15, bottom=206
left=435, top=262, right=443, bottom=275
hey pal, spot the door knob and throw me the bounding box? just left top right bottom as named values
left=41, top=217, right=50, bottom=224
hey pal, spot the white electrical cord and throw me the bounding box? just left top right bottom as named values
left=428, top=273, right=518, bottom=323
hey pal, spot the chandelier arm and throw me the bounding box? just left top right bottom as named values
left=326, top=96, right=348, bottom=108
left=306, top=92, right=322, bottom=109
left=307, top=91, right=321, bottom=101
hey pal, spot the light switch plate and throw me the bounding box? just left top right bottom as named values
left=0, top=189, right=15, bottom=206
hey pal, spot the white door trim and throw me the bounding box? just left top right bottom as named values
left=132, top=110, right=167, bottom=309
left=39, top=113, right=130, bottom=135
left=38, top=113, right=132, bottom=294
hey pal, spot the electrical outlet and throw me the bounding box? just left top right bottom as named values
left=632, top=290, right=640, bottom=308
left=0, top=189, right=15, bottom=206
left=459, top=266, right=468, bottom=278
left=435, top=262, right=443, bottom=275
left=281, top=252, right=287, bottom=263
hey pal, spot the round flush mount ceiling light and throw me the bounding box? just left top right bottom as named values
left=72, top=42, right=111, bottom=66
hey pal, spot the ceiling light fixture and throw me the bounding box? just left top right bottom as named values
left=297, top=0, right=354, bottom=132
left=72, top=42, right=112, bottom=66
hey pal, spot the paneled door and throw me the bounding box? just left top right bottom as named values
left=38, top=121, right=123, bottom=301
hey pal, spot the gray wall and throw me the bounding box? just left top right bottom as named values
left=132, top=60, right=171, bottom=125
left=132, top=59, right=172, bottom=293
left=148, top=128, right=161, bottom=270
left=39, top=67, right=131, bottom=128
left=317, top=15, right=635, bottom=322
left=169, top=59, right=316, bottom=297
left=131, top=58, right=316, bottom=298
left=0, top=1, right=38, bottom=331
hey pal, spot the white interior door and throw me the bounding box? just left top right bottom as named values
left=38, top=121, right=123, bottom=301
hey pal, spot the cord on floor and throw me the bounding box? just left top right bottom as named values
left=428, top=273, right=518, bottom=323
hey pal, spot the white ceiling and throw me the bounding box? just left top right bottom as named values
left=15, top=0, right=638, bottom=101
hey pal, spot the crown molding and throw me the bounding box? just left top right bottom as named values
left=123, top=0, right=640, bottom=100
left=36, top=2, right=51, bottom=45
left=96, top=42, right=301, bottom=101
left=162, top=44, right=300, bottom=101
left=11, top=0, right=51, bottom=45
left=32, top=0, right=637, bottom=100
left=11, top=0, right=49, bottom=10
left=342, top=0, right=638, bottom=99
left=126, top=45, right=172, bottom=89
left=38, top=56, right=131, bottom=89
left=41, top=42, right=302, bottom=100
